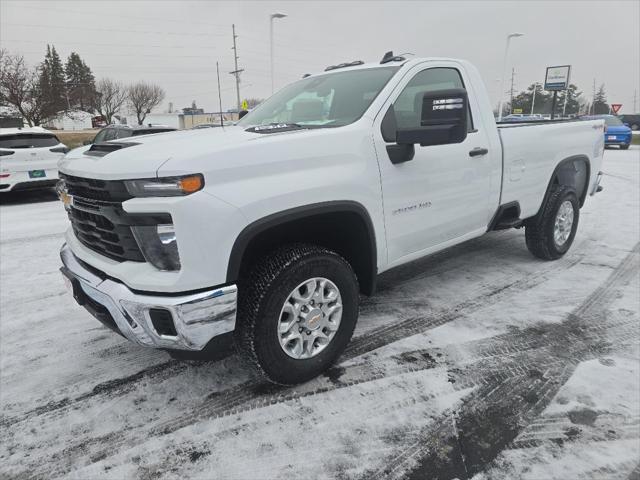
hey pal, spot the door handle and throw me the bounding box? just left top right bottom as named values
left=469, top=147, right=488, bottom=157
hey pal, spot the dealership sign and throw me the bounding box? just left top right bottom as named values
left=544, top=65, right=571, bottom=91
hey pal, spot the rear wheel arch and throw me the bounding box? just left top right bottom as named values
left=227, top=201, right=378, bottom=295
left=537, top=155, right=590, bottom=216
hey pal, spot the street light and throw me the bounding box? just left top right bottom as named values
left=497, top=32, right=524, bottom=121
left=531, top=82, right=539, bottom=115
left=270, top=12, right=287, bottom=94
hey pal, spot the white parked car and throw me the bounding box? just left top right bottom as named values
left=57, top=54, right=605, bottom=384
left=0, top=126, right=68, bottom=192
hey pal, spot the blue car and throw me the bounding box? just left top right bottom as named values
left=582, top=115, right=632, bottom=149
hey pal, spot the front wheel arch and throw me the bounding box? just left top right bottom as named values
left=226, top=201, right=378, bottom=296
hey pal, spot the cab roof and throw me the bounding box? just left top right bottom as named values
left=305, top=56, right=467, bottom=79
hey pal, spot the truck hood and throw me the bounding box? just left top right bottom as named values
left=58, top=126, right=265, bottom=180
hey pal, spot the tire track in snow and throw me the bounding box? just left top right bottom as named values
left=22, top=351, right=443, bottom=479
left=2, top=238, right=584, bottom=430
left=112, top=247, right=586, bottom=436
left=364, top=243, right=639, bottom=480
left=511, top=413, right=640, bottom=448
left=627, top=462, right=640, bottom=480
left=15, top=248, right=596, bottom=478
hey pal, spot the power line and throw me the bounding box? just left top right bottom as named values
left=5, top=22, right=227, bottom=38
left=6, top=5, right=232, bottom=30
left=6, top=38, right=328, bottom=68
left=11, top=49, right=218, bottom=60
left=3, top=38, right=215, bottom=51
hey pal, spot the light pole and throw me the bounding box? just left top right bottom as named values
left=497, top=32, right=524, bottom=121
left=270, top=12, right=287, bottom=94
left=531, top=82, right=538, bottom=115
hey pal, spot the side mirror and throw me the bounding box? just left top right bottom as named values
left=83, top=139, right=93, bottom=145
left=396, top=88, right=469, bottom=147
left=238, top=109, right=249, bottom=119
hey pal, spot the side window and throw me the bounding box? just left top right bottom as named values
left=116, top=129, right=133, bottom=139
left=393, top=67, right=474, bottom=132
left=102, top=128, right=118, bottom=141
left=93, top=129, right=108, bottom=143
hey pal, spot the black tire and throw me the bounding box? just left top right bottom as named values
left=620, top=144, right=630, bottom=150
left=525, top=185, right=579, bottom=260
left=235, top=243, right=359, bottom=385
left=631, top=123, right=639, bottom=131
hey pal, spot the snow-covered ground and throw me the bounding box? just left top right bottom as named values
left=1, top=147, right=639, bottom=479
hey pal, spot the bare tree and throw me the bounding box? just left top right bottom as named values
left=94, top=78, right=127, bottom=124
left=127, top=82, right=165, bottom=125
left=0, top=52, right=48, bottom=126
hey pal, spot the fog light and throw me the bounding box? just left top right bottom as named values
left=132, top=224, right=180, bottom=271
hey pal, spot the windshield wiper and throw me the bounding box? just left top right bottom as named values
left=245, top=122, right=341, bottom=134
left=246, top=123, right=307, bottom=134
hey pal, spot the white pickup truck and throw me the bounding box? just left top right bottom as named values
left=58, top=55, right=604, bottom=384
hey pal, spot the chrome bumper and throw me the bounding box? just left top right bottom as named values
left=60, top=243, right=237, bottom=351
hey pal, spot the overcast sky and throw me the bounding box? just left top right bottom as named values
left=1, top=0, right=639, bottom=114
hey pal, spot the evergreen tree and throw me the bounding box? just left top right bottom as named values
left=592, top=84, right=609, bottom=114
left=510, top=83, right=550, bottom=115
left=38, top=44, right=67, bottom=117
left=509, top=83, right=583, bottom=117
left=65, top=52, right=96, bottom=112
left=555, top=84, right=582, bottom=116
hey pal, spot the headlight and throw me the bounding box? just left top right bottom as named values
left=132, top=223, right=180, bottom=271
left=125, top=174, right=204, bottom=197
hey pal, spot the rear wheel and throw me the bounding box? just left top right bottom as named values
left=525, top=185, right=579, bottom=260
left=236, top=244, right=359, bottom=385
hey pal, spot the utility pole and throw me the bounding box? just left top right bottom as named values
left=230, top=24, right=244, bottom=113
left=509, top=67, right=516, bottom=115
left=216, top=61, right=224, bottom=127
left=591, top=78, right=596, bottom=115
left=634, top=89, right=637, bottom=113
left=562, top=88, right=569, bottom=117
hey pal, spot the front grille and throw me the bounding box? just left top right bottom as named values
left=61, top=173, right=132, bottom=203
left=68, top=204, right=146, bottom=262
left=61, top=174, right=172, bottom=263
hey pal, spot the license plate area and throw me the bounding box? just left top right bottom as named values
left=607, top=135, right=616, bottom=140
left=28, top=169, right=46, bottom=178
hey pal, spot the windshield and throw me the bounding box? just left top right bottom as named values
left=603, top=116, right=623, bottom=127
left=237, top=66, right=400, bottom=128
left=0, top=134, right=59, bottom=149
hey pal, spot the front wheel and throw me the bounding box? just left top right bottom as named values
left=525, top=185, right=579, bottom=260
left=236, top=244, right=359, bottom=385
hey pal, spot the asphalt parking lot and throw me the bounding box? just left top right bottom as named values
left=1, top=147, right=639, bottom=480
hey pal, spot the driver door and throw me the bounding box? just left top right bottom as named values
left=373, top=63, right=494, bottom=266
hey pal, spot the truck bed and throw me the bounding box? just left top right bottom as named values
left=497, top=119, right=604, bottom=220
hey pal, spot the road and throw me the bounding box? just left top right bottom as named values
left=1, top=147, right=639, bottom=479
